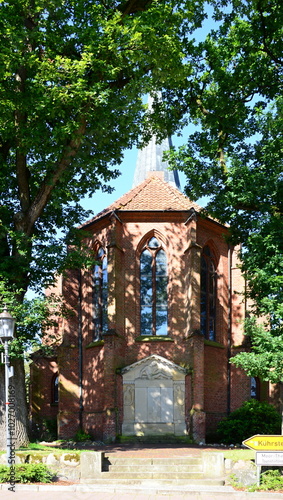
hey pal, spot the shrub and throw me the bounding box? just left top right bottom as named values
left=259, top=469, right=283, bottom=491
left=216, top=400, right=281, bottom=445
left=0, top=464, right=54, bottom=483
left=249, top=470, right=283, bottom=492
left=74, top=429, right=92, bottom=442
left=43, top=418, right=58, bottom=440
left=31, top=417, right=57, bottom=442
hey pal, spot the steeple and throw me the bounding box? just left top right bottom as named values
left=132, top=95, right=181, bottom=190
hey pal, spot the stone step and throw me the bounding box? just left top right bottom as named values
left=104, top=457, right=202, bottom=466
left=100, top=471, right=205, bottom=480
left=82, top=477, right=225, bottom=486
left=99, top=453, right=225, bottom=484
left=102, top=455, right=206, bottom=479
left=105, top=464, right=203, bottom=473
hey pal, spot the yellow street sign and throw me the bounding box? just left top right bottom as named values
left=243, top=435, right=283, bottom=451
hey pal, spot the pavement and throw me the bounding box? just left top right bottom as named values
left=1, top=483, right=283, bottom=499
left=1, top=443, right=283, bottom=499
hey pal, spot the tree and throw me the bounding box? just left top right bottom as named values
left=0, top=280, right=62, bottom=447
left=0, top=0, right=206, bottom=446
left=165, top=0, right=283, bottom=385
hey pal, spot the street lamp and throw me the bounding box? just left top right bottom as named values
left=0, top=306, right=15, bottom=466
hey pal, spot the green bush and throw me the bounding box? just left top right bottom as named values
left=249, top=470, right=283, bottom=492
left=258, top=469, right=283, bottom=491
left=74, top=429, right=92, bottom=442
left=216, top=400, right=281, bottom=445
left=0, top=464, right=54, bottom=483
left=43, top=418, right=58, bottom=440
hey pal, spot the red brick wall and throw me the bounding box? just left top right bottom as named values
left=29, top=355, right=58, bottom=438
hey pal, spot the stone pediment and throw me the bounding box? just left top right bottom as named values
left=121, top=355, right=187, bottom=382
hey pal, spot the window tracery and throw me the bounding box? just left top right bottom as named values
left=93, top=247, right=108, bottom=339
left=51, top=373, right=59, bottom=404
left=140, top=236, right=168, bottom=336
left=201, top=245, right=217, bottom=340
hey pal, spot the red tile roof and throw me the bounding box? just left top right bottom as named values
left=82, top=174, right=203, bottom=228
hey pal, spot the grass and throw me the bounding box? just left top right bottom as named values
left=1, top=441, right=81, bottom=455
left=19, top=442, right=59, bottom=451
left=9, top=440, right=255, bottom=461
left=221, top=448, right=255, bottom=461
left=17, top=441, right=86, bottom=454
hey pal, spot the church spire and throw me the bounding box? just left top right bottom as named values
left=132, top=95, right=181, bottom=190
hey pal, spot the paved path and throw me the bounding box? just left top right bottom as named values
left=1, top=483, right=283, bottom=499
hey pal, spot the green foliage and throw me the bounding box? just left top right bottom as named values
left=231, top=318, right=283, bottom=383
left=74, top=430, right=92, bottom=442
left=249, top=470, right=283, bottom=492
left=0, top=463, right=54, bottom=483
left=0, top=0, right=206, bottom=296
left=166, top=0, right=283, bottom=383
left=18, top=442, right=81, bottom=452
left=18, top=443, right=58, bottom=451
left=0, top=280, right=64, bottom=357
left=222, top=449, right=254, bottom=461
left=216, top=400, right=281, bottom=445
left=42, top=418, right=58, bottom=441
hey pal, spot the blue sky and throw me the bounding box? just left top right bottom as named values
left=82, top=148, right=177, bottom=216
left=79, top=128, right=200, bottom=219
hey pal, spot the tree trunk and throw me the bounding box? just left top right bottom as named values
left=0, top=358, right=29, bottom=449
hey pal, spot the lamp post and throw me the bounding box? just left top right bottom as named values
left=0, top=306, right=15, bottom=465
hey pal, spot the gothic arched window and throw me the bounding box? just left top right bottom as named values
left=251, top=377, right=260, bottom=400
left=93, top=247, right=108, bottom=340
left=140, top=236, right=168, bottom=336
left=51, top=373, right=59, bottom=404
left=201, top=246, right=217, bottom=340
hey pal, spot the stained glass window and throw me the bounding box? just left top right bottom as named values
left=93, top=247, right=108, bottom=339
left=200, top=246, right=217, bottom=340
left=140, top=237, right=168, bottom=336
left=251, top=377, right=260, bottom=399
left=52, top=374, right=59, bottom=404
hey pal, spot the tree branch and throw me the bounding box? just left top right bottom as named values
left=217, top=128, right=228, bottom=176
left=118, top=0, right=153, bottom=16
left=257, top=3, right=283, bottom=66
left=25, top=113, right=88, bottom=234
left=15, top=67, right=31, bottom=215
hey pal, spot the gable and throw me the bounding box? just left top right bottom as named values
left=81, top=175, right=203, bottom=229
left=121, top=354, right=188, bottom=382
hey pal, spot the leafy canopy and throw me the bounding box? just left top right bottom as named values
left=165, top=0, right=283, bottom=381
left=0, top=280, right=62, bottom=357
left=0, top=0, right=205, bottom=296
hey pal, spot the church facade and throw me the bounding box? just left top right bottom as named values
left=30, top=135, right=276, bottom=443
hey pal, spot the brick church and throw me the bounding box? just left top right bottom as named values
left=30, top=120, right=276, bottom=443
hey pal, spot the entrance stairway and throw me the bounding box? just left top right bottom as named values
left=97, top=455, right=224, bottom=486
